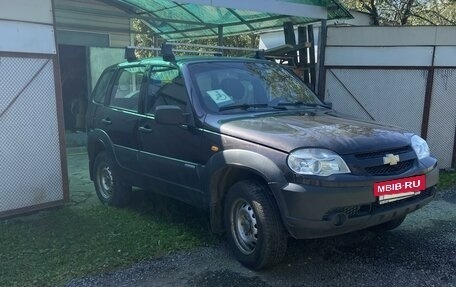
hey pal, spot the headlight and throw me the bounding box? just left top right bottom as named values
left=411, top=135, right=430, bottom=159
left=287, top=148, right=350, bottom=176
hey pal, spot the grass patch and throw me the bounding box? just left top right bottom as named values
left=5, top=169, right=453, bottom=287
left=0, top=193, right=216, bottom=287
left=438, top=170, right=456, bottom=191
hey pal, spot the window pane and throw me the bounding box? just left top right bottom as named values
left=110, top=66, right=145, bottom=111
left=92, top=68, right=115, bottom=104
left=188, top=62, right=319, bottom=112
left=146, top=66, right=188, bottom=114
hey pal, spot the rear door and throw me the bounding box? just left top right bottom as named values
left=94, top=65, right=146, bottom=171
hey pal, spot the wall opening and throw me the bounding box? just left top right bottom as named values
left=58, top=44, right=88, bottom=132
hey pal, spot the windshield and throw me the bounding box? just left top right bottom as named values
left=187, top=61, right=320, bottom=113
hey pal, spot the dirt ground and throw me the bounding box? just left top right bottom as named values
left=65, top=151, right=456, bottom=287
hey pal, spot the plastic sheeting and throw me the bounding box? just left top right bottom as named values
left=112, top=0, right=351, bottom=39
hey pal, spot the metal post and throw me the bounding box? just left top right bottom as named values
left=153, top=35, right=158, bottom=57
left=218, top=25, right=224, bottom=47
left=307, top=25, right=316, bottom=92
left=298, top=26, right=310, bottom=84
left=283, top=21, right=296, bottom=45
left=317, top=20, right=327, bottom=101
left=453, top=126, right=456, bottom=168
left=283, top=21, right=297, bottom=66
left=217, top=26, right=224, bottom=55
left=421, top=46, right=436, bottom=140
left=421, top=68, right=434, bottom=140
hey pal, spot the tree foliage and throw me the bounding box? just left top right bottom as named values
left=342, top=0, right=456, bottom=25
left=132, top=20, right=156, bottom=58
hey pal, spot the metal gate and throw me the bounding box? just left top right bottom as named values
left=323, top=26, right=456, bottom=169
left=325, top=68, right=428, bottom=136
left=426, top=69, right=456, bottom=169
left=0, top=55, right=68, bottom=216
left=325, top=66, right=456, bottom=169
left=0, top=0, right=68, bottom=217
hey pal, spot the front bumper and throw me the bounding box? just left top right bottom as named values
left=272, top=166, right=439, bottom=239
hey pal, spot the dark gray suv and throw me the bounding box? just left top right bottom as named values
left=87, top=52, right=438, bottom=269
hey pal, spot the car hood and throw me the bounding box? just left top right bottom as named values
left=209, top=111, right=412, bottom=155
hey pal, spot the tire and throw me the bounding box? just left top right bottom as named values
left=93, top=151, right=131, bottom=207
left=371, top=215, right=407, bottom=232
left=224, top=180, right=287, bottom=270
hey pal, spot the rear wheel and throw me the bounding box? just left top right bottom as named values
left=224, top=180, right=287, bottom=270
left=93, top=151, right=131, bottom=207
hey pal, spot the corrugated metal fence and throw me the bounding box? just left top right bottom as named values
left=324, top=26, right=456, bottom=169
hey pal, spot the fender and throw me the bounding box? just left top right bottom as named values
left=87, top=129, right=117, bottom=180
left=203, top=149, right=289, bottom=233
left=204, top=149, right=288, bottom=186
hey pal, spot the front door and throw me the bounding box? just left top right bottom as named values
left=137, top=65, right=203, bottom=204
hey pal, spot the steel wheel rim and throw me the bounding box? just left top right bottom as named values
left=231, top=199, right=258, bottom=255
left=97, top=163, right=113, bottom=200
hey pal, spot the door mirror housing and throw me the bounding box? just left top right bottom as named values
left=154, top=105, right=186, bottom=125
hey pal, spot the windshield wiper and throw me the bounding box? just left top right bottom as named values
left=218, top=102, right=314, bottom=112
left=276, top=101, right=331, bottom=109
left=219, top=103, right=268, bottom=112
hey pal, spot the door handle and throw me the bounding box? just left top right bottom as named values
left=139, top=126, right=153, bottom=133
left=101, top=118, right=112, bottom=125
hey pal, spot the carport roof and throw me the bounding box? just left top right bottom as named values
left=107, top=0, right=352, bottom=40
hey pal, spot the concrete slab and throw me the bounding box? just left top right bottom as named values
left=66, top=150, right=98, bottom=207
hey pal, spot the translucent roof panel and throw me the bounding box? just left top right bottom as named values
left=114, top=0, right=352, bottom=40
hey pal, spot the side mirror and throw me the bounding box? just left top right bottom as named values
left=154, top=105, right=186, bottom=125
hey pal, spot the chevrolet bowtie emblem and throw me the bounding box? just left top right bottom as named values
left=383, top=153, right=400, bottom=165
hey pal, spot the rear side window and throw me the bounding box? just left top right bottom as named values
left=109, top=66, right=146, bottom=111
left=92, top=68, right=115, bottom=104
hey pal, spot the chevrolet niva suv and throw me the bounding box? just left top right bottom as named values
left=87, top=52, right=438, bottom=270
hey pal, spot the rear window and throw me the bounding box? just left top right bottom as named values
left=92, top=68, right=115, bottom=104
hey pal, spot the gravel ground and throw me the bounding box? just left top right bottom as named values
left=65, top=152, right=456, bottom=287
left=65, top=186, right=456, bottom=287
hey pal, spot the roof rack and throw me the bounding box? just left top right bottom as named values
left=125, top=42, right=265, bottom=62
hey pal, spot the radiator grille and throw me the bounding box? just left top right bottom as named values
left=350, top=146, right=416, bottom=176
left=355, top=146, right=413, bottom=160
left=365, top=159, right=415, bottom=176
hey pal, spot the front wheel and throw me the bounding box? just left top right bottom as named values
left=224, top=180, right=287, bottom=270
left=93, top=151, right=131, bottom=207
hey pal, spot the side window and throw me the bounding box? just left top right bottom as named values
left=110, top=66, right=145, bottom=111
left=145, top=66, right=188, bottom=114
left=92, top=68, right=115, bottom=104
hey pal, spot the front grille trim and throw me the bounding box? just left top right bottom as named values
left=355, top=146, right=413, bottom=160
left=365, top=159, right=415, bottom=176
left=349, top=145, right=417, bottom=176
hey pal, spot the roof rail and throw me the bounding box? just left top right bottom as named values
left=165, top=41, right=261, bottom=53
left=125, top=42, right=264, bottom=62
